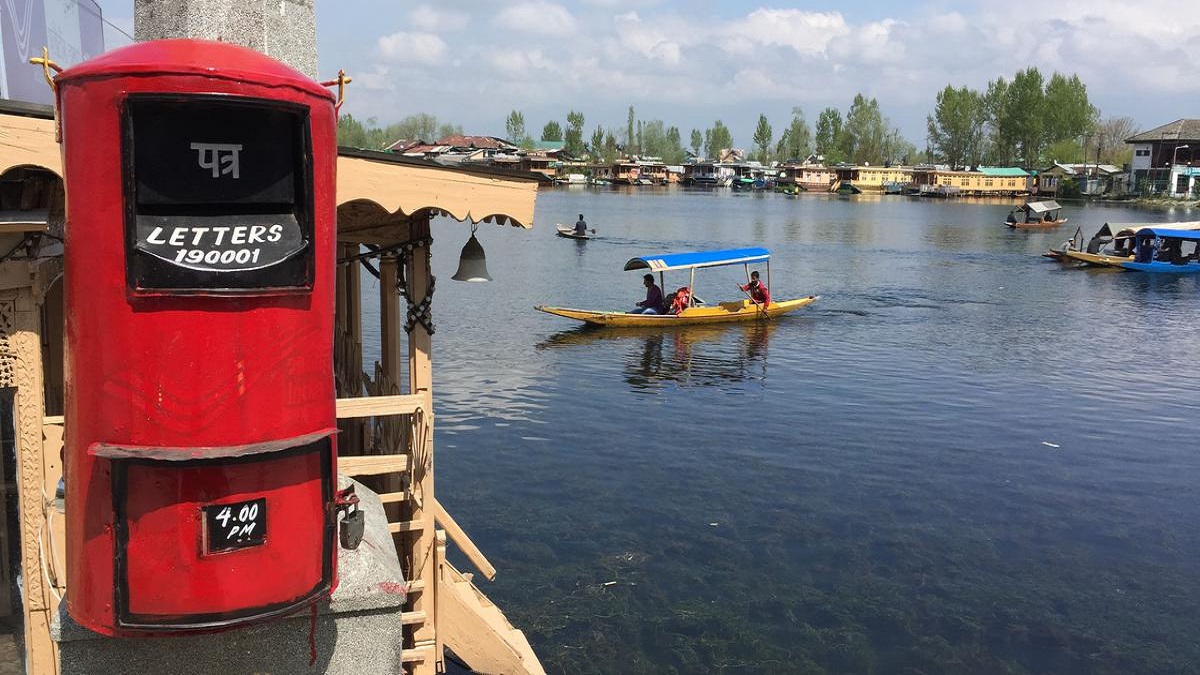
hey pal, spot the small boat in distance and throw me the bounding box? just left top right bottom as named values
left=1006, top=200, right=1067, bottom=228
left=555, top=223, right=591, bottom=240
left=535, top=247, right=819, bottom=327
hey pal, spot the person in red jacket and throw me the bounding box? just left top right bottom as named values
left=740, top=270, right=770, bottom=308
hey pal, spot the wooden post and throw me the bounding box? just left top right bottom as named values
left=379, top=255, right=402, bottom=389
left=1, top=287, right=60, bottom=674
left=404, top=217, right=437, bottom=672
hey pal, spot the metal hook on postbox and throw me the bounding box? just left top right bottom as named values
left=28, top=46, right=63, bottom=91
left=320, top=69, right=352, bottom=113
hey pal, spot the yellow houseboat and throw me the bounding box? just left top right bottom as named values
left=535, top=247, right=819, bottom=327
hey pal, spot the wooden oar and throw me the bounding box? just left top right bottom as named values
left=737, top=284, right=772, bottom=322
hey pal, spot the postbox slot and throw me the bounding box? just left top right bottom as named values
left=122, top=95, right=315, bottom=294
left=110, top=436, right=335, bottom=630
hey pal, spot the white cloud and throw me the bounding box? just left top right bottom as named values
left=329, top=1, right=1200, bottom=147
left=354, top=65, right=395, bottom=92
left=408, top=5, right=470, bottom=32
left=488, top=49, right=557, bottom=76
left=376, top=31, right=447, bottom=65
left=613, top=12, right=681, bottom=65
left=725, top=10, right=849, bottom=57
left=495, top=2, right=577, bottom=34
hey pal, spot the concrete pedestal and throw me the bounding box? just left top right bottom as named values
left=52, top=478, right=407, bottom=675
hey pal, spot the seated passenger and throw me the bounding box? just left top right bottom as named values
left=669, top=286, right=692, bottom=314
left=630, top=274, right=663, bottom=314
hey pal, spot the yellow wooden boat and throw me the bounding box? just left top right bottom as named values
left=1061, top=249, right=1131, bottom=268
left=536, top=296, right=819, bottom=326
left=535, top=247, right=819, bottom=327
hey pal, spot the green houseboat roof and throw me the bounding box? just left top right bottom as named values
left=979, top=167, right=1030, bottom=177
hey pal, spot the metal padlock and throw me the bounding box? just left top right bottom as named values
left=335, top=485, right=364, bottom=550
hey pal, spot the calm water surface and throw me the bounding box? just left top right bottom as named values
left=364, top=190, right=1200, bottom=674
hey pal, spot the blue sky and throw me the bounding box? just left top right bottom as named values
left=100, top=1, right=1200, bottom=148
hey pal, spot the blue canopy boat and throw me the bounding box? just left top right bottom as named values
left=535, top=247, right=819, bottom=326
left=1121, top=228, right=1200, bottom=273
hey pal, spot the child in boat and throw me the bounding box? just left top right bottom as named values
left=740, top=271, right=771, bottom=308
left=631, top=274, right=663, bottom=314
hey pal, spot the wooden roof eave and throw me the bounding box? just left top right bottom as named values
left=0, top=111, right=61, bottom=178
left=1, top=113, right=541, bottom=244
left=336, top=149, right=540, bottom=243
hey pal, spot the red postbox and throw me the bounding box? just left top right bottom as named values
left=56, top=39, right=339, bottom=635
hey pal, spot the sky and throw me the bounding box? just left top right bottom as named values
left=99, top=1, right=1200, bottom=149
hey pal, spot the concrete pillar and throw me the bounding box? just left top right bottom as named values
left=133, top=0, right=317, bottom=78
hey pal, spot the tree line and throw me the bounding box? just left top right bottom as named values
left=926, top=68, right=1134, bottom=170
left=337, top=67, right=1137, bottom=170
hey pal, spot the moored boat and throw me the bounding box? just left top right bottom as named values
left=535, top=247, right=819, bottom=327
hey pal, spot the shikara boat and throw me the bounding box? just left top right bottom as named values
left=1120, top=228, right=1200, bottom=274
left=1060, top=221, right=1200, bottom=268
left=555, top=224, right=590, bottom=240
left=535, top=247, right=819, bottom=327
left=1006, top=200, right=1067, bottom=229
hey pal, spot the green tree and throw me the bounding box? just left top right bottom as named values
left=541, top=120, right=563, bottom=142
left=626, top=105, right=636, bottom=154
left=505, top=110, right=528, bottom=145
left=590, top=125, right=605, bottom=158
left=637, top=120, right=644, bottom=156
left=386, top=113, right=439, bottom=142
left=980, top=76, right=1011, bottom=165
left=815, top=107, right=843, bottom=163
left=1002, top=68, right=1047, bottom=168
left=843, top=94, right=886, bottom=164
left=703, top=120, right=733, bottom=160
left=779, top=107, right=812, bottom=161
left=1043, top=72, right=1096, bottom=148
left=883, top=127, right=916, bottom=165
left=926, top=85, right=984, bottom=169
left=690, top=129, right=703, bottom=157
left=338, top=113, right=380, bottom=149
left=603, top=131, right=618, bottom=163
left=1044, top=138, right=1085, bottom=164
left=565, top=110, right=586, bottom=156
left=752, top=114, right=773, bottom=163
left=435, top=122, right=462, bottom=140
left=665, top=126, right=684, bottom=165
left=641, top=120, right=668, bottom=158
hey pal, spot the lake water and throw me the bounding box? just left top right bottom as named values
left=362, top=188, right=1200, bottom=674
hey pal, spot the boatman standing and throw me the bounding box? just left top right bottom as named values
left=740, top=270, right=771, bottom=308
left=574, top=213, right=588, bottom=236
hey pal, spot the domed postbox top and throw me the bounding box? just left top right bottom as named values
left=55, top=38, right=334, bottom=102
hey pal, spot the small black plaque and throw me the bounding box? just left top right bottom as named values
left=202, top=497, right=267, bottom=554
